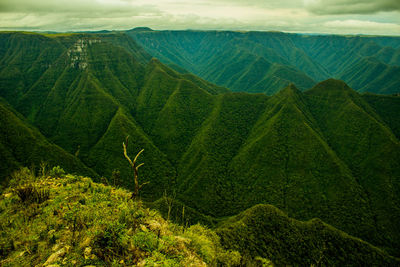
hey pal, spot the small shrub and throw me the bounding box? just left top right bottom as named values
left=49, top=166, right=65, bottom=178
left=217, top=250, right=242, bottom=266
left=93, top=222, right=127, bottom=261
left=133, top=231, right=159, bottom=252
left=39, top=161, right=49, bottom=177
left=111, top=170, right=121, bottom=187
left=184, top=224, right=217, bottom=264
left=14, top=184, right=49, bottom=204
left=9, top=167, right=36, bottom=187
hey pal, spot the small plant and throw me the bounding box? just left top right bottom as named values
left=93, top=221, right=127, bottom=262
left=9, top=167, right=36, bottom=187
left=132, top=231, right=159, bottom=252
left=163, top=190, right=175, bottom=222
left=111, top=169, right=121, bottom=187
left=49, top=166, right=65, bottom=178
left=39, top=161, right=49, bottom=177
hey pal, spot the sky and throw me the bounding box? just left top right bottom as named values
left=0, top=0, right=400, bottom=35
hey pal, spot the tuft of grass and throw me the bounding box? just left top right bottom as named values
left=14, top=184, right=49, bottom=204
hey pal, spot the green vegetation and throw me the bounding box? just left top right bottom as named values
left=128, top=29, right=400, bottom=94
left=0, top=168, right=241, bottom=266
left=217, top=204, right=400, bottom=266
left=1, top=31, right=400, bottom=261
left=363, top=93, right=400, bottom=139
left=0, top=98, right=96, bottom=185
left=2, top=168, right=398, bottom=266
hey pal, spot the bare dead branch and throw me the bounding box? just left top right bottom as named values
left=134, top=149, right=144, bottom=163
left=139, top=181, right=150, bottom=190
left=136, top=163, right=144, bottom=171
left=122, top=136, right=149, bottom=200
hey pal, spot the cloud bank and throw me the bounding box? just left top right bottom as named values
left=0, top=0, right=399, bottom=35
left=306, top=0, right=400, bottom=15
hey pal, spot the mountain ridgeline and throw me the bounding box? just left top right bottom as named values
left=0, top=31, right=399, bottom=263
left=128, top=29, right=400, bottom=95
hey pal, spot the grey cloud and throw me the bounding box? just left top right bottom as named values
left=0, top=0, right=159, bottom=15
left=306, top=0, right=400, bottom=15
left=209, top=0, right=304, bottom=9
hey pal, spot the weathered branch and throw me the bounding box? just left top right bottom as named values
left=136, top=163, right=144, bottom=171
left=139, top=181, right=150, bottom=190
left=134, top=149, right=144, bottom=163
left=122, top=136, right=149, bottom=200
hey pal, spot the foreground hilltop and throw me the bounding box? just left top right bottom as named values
left=0, top=168, right=241, bottom=266
left=1, top=168, right=398, bottom=266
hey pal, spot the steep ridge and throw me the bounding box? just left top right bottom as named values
left=339, top=57, right=400, bottom=94
left=0, top=32, right=67, bottom=106
left=128, top=29, right=400, bottom=94
left=0, top=32, right=226, bottom=199
left=217, top=204, right=399, bottom=266
left=128, top=30, right=320, bottom=94
left=304, top=79, right=400, bottom=254
left=363, top=93, right=400, bottom=139
left=169, top=81, right=400, bottom=255
left=0, top=98, right=97, bottom=182
left=177, top=92, right=269, bottom=214
left=224, top=85, right=373, bottom=241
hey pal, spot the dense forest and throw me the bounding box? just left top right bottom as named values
left=129, top=28, right=400, bottom=95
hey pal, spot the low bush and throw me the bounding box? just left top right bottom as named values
left=49, top=166, right=65, bottom=178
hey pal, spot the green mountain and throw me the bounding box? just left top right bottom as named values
left=174, top=81, right=400, bottom=255
left=1, top=31, right=400, bottom=260
left=217, top=204, right=399, bottom=266
left=304, top=79, right=400, bottom=254
left=363, top=93, right=400, bottom=139
left=339, top=57, right=400, bottom=94
left=0, top=98, right=96, bottom=184
left=0, top=31, right=226, bottom=200
left=128, top=29, right=400, bottom=95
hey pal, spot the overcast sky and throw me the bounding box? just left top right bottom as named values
left=1, top=0, right=400, bottom=35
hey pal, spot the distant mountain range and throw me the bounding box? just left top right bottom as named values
left=128, top=29, right=400, bottom=95
left=0, top=31, right=399, bottom=262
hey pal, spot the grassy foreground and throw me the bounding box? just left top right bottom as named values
left=0, top=168, right=241, bottom=266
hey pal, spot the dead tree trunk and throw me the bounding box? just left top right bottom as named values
left=122, top=136, right=149, bottom=199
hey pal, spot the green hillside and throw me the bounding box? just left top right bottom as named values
left=0, top=31, right=226, bottom=199
left=339, top=57, right=400, bottom=94
left=128, top=29, right=400, bottom=95
left=363, top=93, right=400, bottom=139
left=0, top=98, right=96, bottom=184
left=217, top=204, right=399, bottom=266
left=304, top=80, right=400, bottom=254
left=1, top=31, right=400, bottom=259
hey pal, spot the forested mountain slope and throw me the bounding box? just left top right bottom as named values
left=0, top=98, right=97, bottom=183
left=128, top=29, right=400, bottom=95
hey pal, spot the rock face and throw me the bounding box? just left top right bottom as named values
left=43, top=247, right=66, bottom=266
left=67, top=38, right=101, bottom=69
